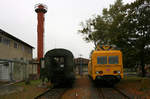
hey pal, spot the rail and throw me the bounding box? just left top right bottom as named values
left=96, top=87, right=131, bottom=99
left=34, top=86, right=68, bottom=99
left=34, top=87, right=53, bottom=99
left=113, top=87, right=131, bottom=99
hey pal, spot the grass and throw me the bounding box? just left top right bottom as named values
left=0, top=82, right=8, bottom=86
left=0, top=80, right=48, bottom=99
left=121, top=76, right=150, bottom=84
left=17, top=79, right=41, bottom=85
left=139, top=78, right=150, bottom=91
left=116, top=75, right=150, bottom=97
left=121, top=75, right=143, bottom=82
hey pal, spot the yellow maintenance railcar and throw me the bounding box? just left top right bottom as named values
left=88, top=45, right=123, bottom=82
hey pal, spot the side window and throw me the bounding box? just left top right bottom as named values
left=97, top=56, right=107, bottom=64
left=0, top=36, right=2, bottom=43
left=109, top=56, right=119, bottom=64
left=14, top=42, right=19, bottom=48
left=3, top=38, right=10, bottom=46
left=28, top=49, right=32, bottom=54
left=22, top=45, right=24, bottom=51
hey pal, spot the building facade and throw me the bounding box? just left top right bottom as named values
left=74, top=58, right=89, bottom=75
left=0, top=29, right=33, bottom=60
left=0, top=29, right=36, bottom=81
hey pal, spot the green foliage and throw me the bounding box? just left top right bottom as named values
left=14, top=80, right=41, bottom=86
left=78, top=0, right=125, bottom=48
left=122, top=0, right=150, bottom=76
left=78, top=0, right=150, bottom=77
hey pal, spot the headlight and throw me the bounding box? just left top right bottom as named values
left=114, top=70, right=121, bottom=74
left=95, top=71, right=99, bottom=74
left=95, top=71, right=103, bottom=74
left=117, top=71, right=121, bottom=74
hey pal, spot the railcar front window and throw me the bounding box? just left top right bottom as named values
left=109, top=56, right=119, bottom=64
left=54, top=57, right=65, bottom=68
left=97, top=56, right=107, bottom=64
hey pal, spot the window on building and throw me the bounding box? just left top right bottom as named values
left=108, top=56, right=119, bottom=64
left=0, top=36, right=2, bottom=43
left=28, top=49, right=32, bottom=54
left=14, top=42, right=19, bottom=48
left=7, top=40, right=10, bottom=46
left=22, top=45, right=24, bottom=51
left=77, top=59, right=80, bottom=63
left=2, top=38, right=10, bottom=46
left=97, top=56, right=107, bottom=64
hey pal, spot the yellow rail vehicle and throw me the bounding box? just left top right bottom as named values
left=88, top=46, right=123, bottom=82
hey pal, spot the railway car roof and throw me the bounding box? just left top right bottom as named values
left=93, top=50, right=122, bottom=54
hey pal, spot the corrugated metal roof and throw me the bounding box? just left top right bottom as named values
left=0, top=29, right=34, bottom=48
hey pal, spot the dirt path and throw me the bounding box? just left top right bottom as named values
left=61, top=75, right=99, bottom=99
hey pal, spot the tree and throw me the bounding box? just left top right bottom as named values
left=79, top=0, right=150, bottom=77
left=121, top=0, right=150, bottom=76
left=78, top=0, right=125, bottom=47
left=78, top=15, right=110, bottom=48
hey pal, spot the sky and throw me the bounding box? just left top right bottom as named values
left=0, top=0, right=135, bottom=59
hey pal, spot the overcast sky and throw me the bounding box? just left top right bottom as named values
left=0, top=0, right=134, bottom=59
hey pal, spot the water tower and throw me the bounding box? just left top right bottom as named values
left=35, top=4, right=47, bottom=75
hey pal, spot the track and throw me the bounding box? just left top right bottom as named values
left=34, top=87, right=68, bottom=99
left=97, top=87, right=131, bottom=99
left=113, top=87, right=130, bottom=99
left=96, top=87, right=105, bottom=99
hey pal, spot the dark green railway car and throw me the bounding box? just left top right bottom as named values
left=43, top=48, right=75, bottom=85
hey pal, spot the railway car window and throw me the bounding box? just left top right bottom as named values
left=54, top=57, right=65, bottom=68
left=97, top=56, right=107, bottom=64
left=108, top=56, right=118, bottom=64
left=60, top=64, right=64, bottom=68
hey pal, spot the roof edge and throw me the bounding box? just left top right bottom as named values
left=0, top=29, right=34, bottom=49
